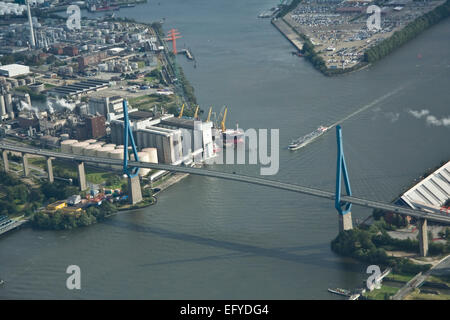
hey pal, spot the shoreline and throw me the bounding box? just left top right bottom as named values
left=272, top=0, right=450, bottom=76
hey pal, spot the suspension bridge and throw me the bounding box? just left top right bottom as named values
left=1, top=101, right=449, bottom=257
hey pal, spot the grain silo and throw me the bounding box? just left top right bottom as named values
left=96, top=146, right=115, bottom=168
left=61, top=139, right=78, bottom=153
left=96, top=146, right=115, bottom=158
left=141, top=148, right=158, bottom=164
left=71, top=141, right=90, bottom=155
left=109, top=149, right=124, bottom=171
left=130, top=152, right=150, bottom=176
left=91, top=141, right=106, bottom=147
left=83, top=144, right=102, bottom=156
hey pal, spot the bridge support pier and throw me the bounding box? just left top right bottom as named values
left=46, top=157, right=54, bottom=183
left=2, top=150, right=9, bottom=172
left=22, top=153, right=30, bottom=177
left=77, top=161, right=87, bottom=191
left=128, top=175, right=142, bottom=205
left=418, top=218, right=428, bottom=257
left=339, top=212, right=353, bottom=232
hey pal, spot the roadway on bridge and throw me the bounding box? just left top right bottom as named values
left=1, top=142, right=450, bottom=224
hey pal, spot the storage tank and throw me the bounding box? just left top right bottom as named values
left=109, top=149, right=124, bottom=171
left=71, top=141, right=89, bottom=155
left=91, top=141, right=106, bottom=147
left=61, top=139, right=78, bottom=153
left=0, top=95, right=6, bottom=117
left=83, top=144, right=101, bottom=156
left=142, top=148, right=158, bottom=164
left=84, top=139, right=97, bottom=144
left=131, top=152, right=150, bottom=176
left=115, top=145, right=124, bottom=149
left=103, top=143, right=116, bottom=149
left=96, top=146, right=115, bottom=158
left=60, top=134, right=70, bottom=141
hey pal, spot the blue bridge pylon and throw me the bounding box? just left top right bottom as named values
left=335, top=125, right=352, bottom=216
left=122, top=99, right=140, bottom=178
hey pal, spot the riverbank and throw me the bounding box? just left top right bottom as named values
left=273, top=0, right=450, bottom=76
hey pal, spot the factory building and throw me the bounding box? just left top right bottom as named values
left=74, top=114, right=106, bottom=140
left=110, top=111, right=215, bottom=165
left=48, top=79, right=109, bottom=98
left=89, top=96, right=124, bottom=117
left=0, top=64, right=30, bottom=78
left=159, top=117, right=215, bottom=162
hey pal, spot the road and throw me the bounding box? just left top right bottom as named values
left=1, top=142, right=450, bottom=224
left=392, top=254, right=450, bottom=300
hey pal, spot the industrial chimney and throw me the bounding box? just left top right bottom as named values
left=26, top=0, right=36, bottom=48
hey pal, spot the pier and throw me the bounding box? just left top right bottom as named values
left=179, top=49, right=194, bottom=60
left=271, top=18, right=303, bottom=52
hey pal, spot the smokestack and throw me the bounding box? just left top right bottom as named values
left=26, top=0, right=36, bottom=48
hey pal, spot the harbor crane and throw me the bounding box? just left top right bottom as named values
left=164, top=28, right=182, bottom=55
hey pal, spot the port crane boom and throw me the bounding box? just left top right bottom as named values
left=221, top=107, right=227, bottom=132
left=206, top=106, right=212, bottom=122
left=178, top=103, right=184, bottom=118
left=194, top=106, right=199, bottom=119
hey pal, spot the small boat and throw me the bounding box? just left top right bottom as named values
left=0, top=279, right=4, bottom=285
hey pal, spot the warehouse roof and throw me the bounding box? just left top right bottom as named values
left=400, top=161, right=450, bottom=210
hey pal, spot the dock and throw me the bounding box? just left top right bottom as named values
left=179, top=49, right=194, bottom=61
left=271, top=18, right=303, bottom=52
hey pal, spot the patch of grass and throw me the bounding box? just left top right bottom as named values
left=427, top=275, right=450, bottom=286
left=385, top=273, right=415, bottom=283
left=364, top=285, right=399, bottom=300
left=406, top=289, right=450, bottom=300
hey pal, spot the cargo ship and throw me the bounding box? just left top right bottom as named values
left=88, top=1, right=120, bottom=12
left=288, top=126, right=329, bottom=151
left=218, top=107, right=243, bottom=148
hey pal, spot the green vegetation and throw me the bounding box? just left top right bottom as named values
left=331, top=220, right=433, bottom=274
left=364, top=285, right=399, bottom=300
left=406, top=288, right=450, bottom=300
left=128, top=93, right=177, bottom=112
left=364, top=0, right=450, bottom=63
left=385, top=273, right=414, bottom=283
left=176, top=66, right=197, bottom=107
left=32, top=201, right=117, bottom=230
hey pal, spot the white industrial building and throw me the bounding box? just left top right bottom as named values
left=110, top=111, right=215, bottom=165
left=0, top=64, right=30, bottom=77
left=398, top=161, right=450, bottom=214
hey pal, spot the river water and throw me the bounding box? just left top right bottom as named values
left=0, top=0, right=449, bottom=299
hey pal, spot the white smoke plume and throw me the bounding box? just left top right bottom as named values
left=408, top=109, right=450, bottom=127
left=19, top=100, right=39, bottom=116
left=46, top=100, right=55, bottom=114
left=49, top=98, right=76, bottom=111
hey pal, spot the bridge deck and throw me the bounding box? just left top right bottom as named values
left=1, top=143, right=449, bottom=224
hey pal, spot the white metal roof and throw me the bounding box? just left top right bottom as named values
left=401, top=161, right=450, bottom=209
